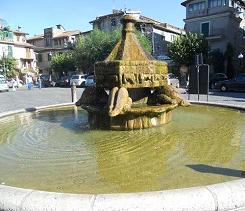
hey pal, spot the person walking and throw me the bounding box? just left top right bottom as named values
left=27, top=75, right=33, bottom=90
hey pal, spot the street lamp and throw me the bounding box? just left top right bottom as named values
left=238, top=52, right=243, bottom=77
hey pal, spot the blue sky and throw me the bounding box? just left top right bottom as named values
left=1, top=0, right=186, bottom=37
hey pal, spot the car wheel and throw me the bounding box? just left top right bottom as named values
left=220, top=85, right=227, bottom=92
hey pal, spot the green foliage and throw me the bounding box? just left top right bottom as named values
left=51, top=52, right=76, bottom=75
left=168, top=32, right=208, bottom=66
left=73, top=28, right=121, bottom=74
left=135, top=30, right=152, bottom=54
left=73, top=28, right=152, bottom=74
left=0, top=57, right=18, bottom=77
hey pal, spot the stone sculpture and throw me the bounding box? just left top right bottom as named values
left=76, top=15, right=190, bottom=130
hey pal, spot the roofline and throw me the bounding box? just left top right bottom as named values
left=182, top=0, right=245, bottom=7
left=27, top=36, right=44, bottom=41
left=89, top=11, right=125, bottom=24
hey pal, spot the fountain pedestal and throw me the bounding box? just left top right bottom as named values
left=76, top=15, right=189, bottom=130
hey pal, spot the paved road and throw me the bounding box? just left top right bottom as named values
left=0, top=86, right=84, bottom=113
left=0, top=87, right=245, bottom=113
left=182, top=90, right=245, bottom=106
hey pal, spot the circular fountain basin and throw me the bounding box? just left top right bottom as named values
left=0, top=103, right=245, bottom=211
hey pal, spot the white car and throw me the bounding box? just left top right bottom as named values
left=70, top=74, right=86, bottom=86
left=167, top=73, right=179, bottom=88
left=85, top=75, right=95, bottom=87
left=0, top=79, right=9, bottom=92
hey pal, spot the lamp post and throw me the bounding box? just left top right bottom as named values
left=238, top=52, right=243, bottom=77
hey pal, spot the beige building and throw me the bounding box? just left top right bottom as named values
left=0, top=18, right=37, bottom=78
left=27, top=25, right=81, bottom=74
left=90, top=10, right=185, bottom=60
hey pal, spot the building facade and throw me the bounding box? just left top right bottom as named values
left=182, top=0, right=245, bottom=70
left=27, top=25, right=81, bottom=74
left=0, top=18, right=37, bottom=78
left=89, top=10, right=185, bottom=60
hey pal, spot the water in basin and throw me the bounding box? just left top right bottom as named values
left=0, top=105, right=245, bottom=194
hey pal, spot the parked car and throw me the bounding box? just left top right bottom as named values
left=209, top=73, right=228, bottom=89
left=40, top=75, right=57, bottom=87
left=56, top=76, right=71, bottom=87
left=214, top=74, right=245, bottom=92
left=0, top=79, right=9, bottom=92
left=70, top=74, right=87, bottom=87
left=85, top=75, right=96, bottom=87
left=167, top=73, right=179, bottom=88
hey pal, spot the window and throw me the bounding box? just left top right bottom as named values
left=208, top=0, right=227, bottom=8
left=38, top=54, right=42, bottom=62
left=201, top=22, right=210, bottom=37
left=45, top=38, right=51, bottom=46
left=54, top=39, right=58, bottom=45
left=48, top=53, right=52, bottom=61
left=111, top=18, right=117, bottom=28
left=188, top=1, right=206, bottom=12
left=171, top=35, right=176, bottom=41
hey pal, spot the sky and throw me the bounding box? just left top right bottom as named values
left=1, top=0, right=186, bottom=37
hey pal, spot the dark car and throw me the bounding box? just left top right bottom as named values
left=214, top=74, right=245, bottom=92
left=40, top=75, right=57, bottom=87
left=56, top=76, right=70, bottom=87
left=209, top=73, right=228, bottom=89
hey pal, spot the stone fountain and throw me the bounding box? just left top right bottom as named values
left=76, top=15, right=189, bottom=130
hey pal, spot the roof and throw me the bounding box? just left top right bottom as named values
left=182, top=0, right=245, bottom=7
left=12, top=30, right=29, bottom=35
left=27, top=30, right=81, bottom=41
left=89, top=10, right=125, bottom=24
left=0, top=40, right=35, bottom=48
left=90, top=11, right=185, bottom=35
left=27, top=35, right=44, bottom=41
left=53, top=30, right=81, bottom=38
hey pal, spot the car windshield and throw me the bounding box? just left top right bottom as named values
left=87, top=76, right=94, bottom=79
left=71, top=75, right=79, bottom=79
left=0, top=80, right=6, bottom=84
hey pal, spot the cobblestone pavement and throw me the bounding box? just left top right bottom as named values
left=0, top=86, right=84, bottom=113
left=0, top=87, right=245, bottom=113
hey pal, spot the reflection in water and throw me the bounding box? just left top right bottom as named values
left=0, top=105, right=244, bottom=194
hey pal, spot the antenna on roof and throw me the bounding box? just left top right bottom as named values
left=124, top=0, right=127, bottom=12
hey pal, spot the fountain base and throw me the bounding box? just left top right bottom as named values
left=83, top=104, right=177, bottom=130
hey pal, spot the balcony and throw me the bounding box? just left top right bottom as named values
left=187, top=9, right=208, bottom=19
left=206, top=28, right=225, bottom=41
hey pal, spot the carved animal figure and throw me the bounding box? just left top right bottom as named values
left=76, top=87, right=108, bottom=107
left=108, top=87, right=132, bottom=117
left=148, top=85, right=190, bottom=107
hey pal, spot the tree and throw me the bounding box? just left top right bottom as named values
left=135, top=30, right=152, bottom=54
left=0, top=57, right=18, bottom=78
left=51, top=52, right=76, bottom=75
left=73, top=28, right=121, bottom=74
left=73, top=28, right=152, bottom=74
left=168, top=32, right=208, bottom=66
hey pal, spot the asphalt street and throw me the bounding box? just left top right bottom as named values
left=0, top=86, right=245, bottom=113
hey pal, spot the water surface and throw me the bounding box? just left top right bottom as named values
left=0, top=105, right=245, bottom=194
